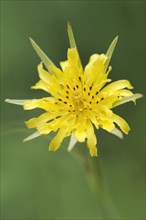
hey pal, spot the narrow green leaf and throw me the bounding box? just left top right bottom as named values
left=29, top=38, right=56, bottom=73
left=104, top=36, right=118, bottom=72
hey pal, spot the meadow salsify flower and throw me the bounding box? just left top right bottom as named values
left=5, top=23, right=142, bottom=157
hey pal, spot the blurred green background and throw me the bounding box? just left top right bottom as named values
left=1, top=1, right=145, bottom=219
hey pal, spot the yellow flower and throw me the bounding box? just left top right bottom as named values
left=6, top=23, right=142, bottom=157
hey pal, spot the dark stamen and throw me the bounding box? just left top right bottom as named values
left=79, top=77, right=81, bottom=81
left=96, top=91, right=99, bottom=95
left=66, top=96, right=69, bottom=99
left=92, top=96, right=94, bottom=99
left=88, top=92, right=90, bottom=96
left=64, top=101, right=67, bottom=104
left=58, top=98, right=62, bottom=101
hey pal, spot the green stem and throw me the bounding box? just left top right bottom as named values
left=72, top=148, right=119, bottom=219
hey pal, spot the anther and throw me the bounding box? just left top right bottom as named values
left=58, top=98, right=62, bottom=101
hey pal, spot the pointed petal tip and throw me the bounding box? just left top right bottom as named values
left=91, top=152, right=98, bottom=157
left=115, top=35, right=119, bottom=41
left=5, top=99, right=10, bottom=103
left=111, top=128, right=124, bottom=139
left=48, top=147, right=56, bottom=152
left=23, top=131, right=41, bottom=142
left=29, top=37, right=35, bottom=46
left=23, top=138, right=27, bottom=142
left=67, top=133, right=77, bottom=152
left=29, top=37, right=32, bottom=41
left=5, top=99, right=26, bottom=105
left=137, top=93, right=143, bottom=98
left=67, top=21, right=71, bottom=27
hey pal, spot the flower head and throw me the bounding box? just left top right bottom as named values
left=6, top=23, right=142, bottom=157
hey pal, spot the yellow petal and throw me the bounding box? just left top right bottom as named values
left=97, top=105, right=113, bottom=120
left=118, top=89, right=134, bottom=97
left=60, top=60, right=69, bottom=72
left=49, top=128, right=67, bottom=152
left=31, top=80, right=50, bottom=93
left=37, top=62, right=52, bottom=84
left=86, top=120, right=97, bottom=157
left=25, top=112, right=54, bottom=129
left=112, top=113, right=130, bottom=134
left=24, top=98, right=54, bottom=111
left=84, top=54, right=107, bottom=79
left=49, top=65, right=64, bottom=82
left=100, top=120, right=115, bottom=132
left=75, top=126, right=86, bottom=142
left=102, top=80, right=133, bottom=93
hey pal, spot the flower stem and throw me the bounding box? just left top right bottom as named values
left=73, top=148, right=119, bottom=219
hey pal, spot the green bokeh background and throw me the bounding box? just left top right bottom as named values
left=1, top=1, right=145, bottom=219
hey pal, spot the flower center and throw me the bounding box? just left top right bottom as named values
left=72, top=91, right=84, bottom=111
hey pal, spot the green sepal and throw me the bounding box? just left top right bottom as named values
left=29, top=38, right=56, bottom=74
left=105, top=36, right=118, bottom=72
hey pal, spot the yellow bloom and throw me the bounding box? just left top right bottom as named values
left=6, top=23, right=142, bottom=157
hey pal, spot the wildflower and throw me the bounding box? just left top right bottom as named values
left=5, top=23, right=142, bottom=157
